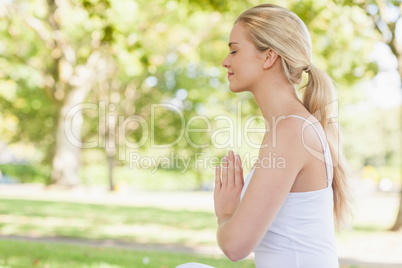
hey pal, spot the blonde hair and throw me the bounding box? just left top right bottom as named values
left=236, top=4, right=350, bottom=225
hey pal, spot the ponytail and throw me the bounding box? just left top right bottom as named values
left=303, top=67, right=351, bottom=226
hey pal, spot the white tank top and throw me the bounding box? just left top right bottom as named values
left=240, top=115, right=339, bottom=268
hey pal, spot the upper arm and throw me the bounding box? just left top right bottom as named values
left=225, top=119, right=307, bottom=258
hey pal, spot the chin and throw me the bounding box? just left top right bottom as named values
left=229, top=84, right=247, bottom=93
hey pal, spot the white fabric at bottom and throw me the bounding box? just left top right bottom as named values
left=176, top=263, right=216, bottom=268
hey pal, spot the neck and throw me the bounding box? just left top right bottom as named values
left=250, top=74, right=303, bottom=130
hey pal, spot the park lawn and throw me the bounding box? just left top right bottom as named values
left=0, top=239, right=255, bottom=268
left=0, top=239, right=374, bottom=268
left=0, top=197, right=394, bottom=247
left=0, top=197, right=392, bottom=247
left=0, top=198, right=217, bottom=246
left=0, top=197, right=396, bottom=268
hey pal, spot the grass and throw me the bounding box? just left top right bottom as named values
left=0, top=196, right=400, bottom=268
left=0, top=199, right=217, bottom=246
left=0, top=239, right=255, bottom=268
left=0, top=239, right=379, bottom=268
left=0, top=196, right=397, bottom=245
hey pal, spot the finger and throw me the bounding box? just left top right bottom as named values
left=214, top=165, right=221, bottom=193
left=235, top=154, right=244, bottom=187
left=228, top=150, right=235, bottom=188
left=222, top=156, right=228, bottom=187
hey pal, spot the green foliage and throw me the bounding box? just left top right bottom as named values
left=0, top=0, right=393, bottom=186
left=0, top=164, right=51, bottom=183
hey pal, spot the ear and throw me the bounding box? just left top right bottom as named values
left=262, top=48, right=279, bottom=70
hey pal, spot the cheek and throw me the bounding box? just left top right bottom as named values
left=247, top=58, right=263, bottom=76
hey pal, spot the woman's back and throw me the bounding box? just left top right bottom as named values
left=240, top=115, right=338, bottom=268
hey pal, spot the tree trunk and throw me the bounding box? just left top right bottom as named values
left=51, top=89, right=85, bottom=187
left=50, top=50, right=102, bottom=187
left=370, top=0, right=402, bottom=232
left=107, top=154, right=115, bottom=191
left=391, top=187, right=402, bottom=230
left=196, top=169, right=203, bottom=190
left=390, top=79, right=402, bottom=231
left=389, top=52, right=402, bottom=230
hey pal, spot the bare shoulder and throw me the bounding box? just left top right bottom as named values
left=282, top=115, right=325, bottom=154
left=254, top=117, right=307, bottom=172
left=261, top=116, right=305, bottom=152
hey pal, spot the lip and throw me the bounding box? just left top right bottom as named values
left=227, top=72, right=234, bottom=78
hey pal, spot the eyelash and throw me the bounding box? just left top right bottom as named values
left=230, top=51, right=237, bottom=54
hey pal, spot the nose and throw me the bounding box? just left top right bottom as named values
left=222, top=54, right=230, bottom=69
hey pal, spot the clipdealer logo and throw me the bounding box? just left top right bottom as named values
left=63, top=100, right=340, bottom=171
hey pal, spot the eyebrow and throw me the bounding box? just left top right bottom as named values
left=228, top=42, right=239, bottom=47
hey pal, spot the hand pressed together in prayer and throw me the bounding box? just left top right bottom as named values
left=213, top=150, right=244, bottom=224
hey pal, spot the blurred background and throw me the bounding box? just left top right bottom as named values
left=0, top=0, right=401, bottom=267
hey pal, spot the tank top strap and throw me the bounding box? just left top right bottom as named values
left=286, top=115, right=332, bottom=185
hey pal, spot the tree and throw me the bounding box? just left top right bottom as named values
left=0, top=0, right=118, bottom=187
left=336, top=0, right=402, bottom=231
left=0, top=0, right=386, bottom=193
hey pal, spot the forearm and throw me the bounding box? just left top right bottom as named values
left=216, top=215, right=250, bottom=262
left=217, top=217, right=236, bottom=260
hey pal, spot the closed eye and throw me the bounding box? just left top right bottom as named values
left=230, top=51, right=237, bottom=54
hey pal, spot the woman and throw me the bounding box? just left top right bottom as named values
left=178, top=3, right=349, bottom=268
